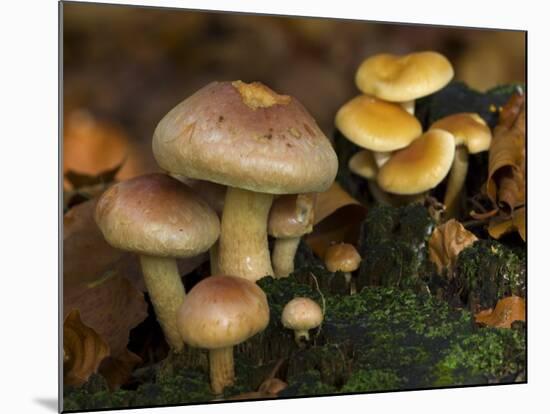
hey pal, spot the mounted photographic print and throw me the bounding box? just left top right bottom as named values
left=61, top=1, right=526, bottom=412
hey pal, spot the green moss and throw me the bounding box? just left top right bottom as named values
left=341, top=369, right=404, bottom=393
left=433, top=328, right=526, bottom=386
left=356, top=205, right=434, bottom=291
left=415, top=81, right=524, bottom=130
left=454, top=240, right=526, bottom=311
left=280, top=370, right=337, bottom=397
left=64, top=275, right=525, bottom=410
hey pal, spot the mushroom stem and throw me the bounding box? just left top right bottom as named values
left=219, top=187, right=274, bottom=281
left=401, top=100, right=415, bottom=115
left=209, top=347, right=235, bottom=394
left=343, top=271, right=352, bottom=293
left=139, top=255, right=186, bottom=352
left=443, top=146, right=469, bottom=218
left=373, top=151, right=391, bottom=168
left=294, top=329, right=310, bottom=344
left=209, top=241, right=220, bottom=275
left=272, top=237, right=301, bottom=278
left=368, top=180, right=395, bottom=205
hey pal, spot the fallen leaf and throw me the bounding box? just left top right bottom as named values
left=513, top=206, right=526, bottom=241
left=63, top=110, right=131, bottom=190
left=64, top=309, right=110, bottom=387
left=63, top=198, right=131, bottom=287
left=64, top=273, right=148, bottom=357
left=258, top=378, right=288, bottom=395
left=305, top=182, right=367, bottom=258
left=227, top=391, right=277, bottom=401
left=487, top=206, right=526, bottom=242
left=98, top=349, right=142, bottom=390
left=487, top=93, right=525, bottom=213
left=475, top=296, right=525, bottom=328
left=429, top=219, right=478, bottom=276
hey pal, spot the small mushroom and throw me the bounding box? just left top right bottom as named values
left=94, top=173, right=220, bottom=352
left=281, top=297, right=323, bottom=345
left=355, top=51, right=454, bottom=114
left=153, top=81, right=338, bottom=282
left=335, top=94, right=421, bottom=168
left=430, top=113, right=492, bottom=217
left=268, top=194, right=316, bottom=278
left=324, top=243, right=361, bottom=294
left=176, top=275, right=270, bottom=394
left=377, top=129, right=456, bottom=195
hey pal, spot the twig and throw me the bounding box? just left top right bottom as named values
left=309, top=271, right=326, bottom=338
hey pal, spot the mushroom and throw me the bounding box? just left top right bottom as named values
left=94, top=173, right=220, bottom=352
left=281, top=297, right=323, bottom=345
left=324, top=243, right=361, bottom=294
left=171, top=175, right=227, bottom=274
left=335, top=94, right=422, bottom=168
left=268, top=194, right=316, bottom=278
left=355, top=51, right=454, bottom=114
left=153, top=81, right=338, bottom=282
left=176, top=275, right=270, bottom=394
left=429, top=113, right=492, bottom=216
left=377, top=129, right=456, bottom=195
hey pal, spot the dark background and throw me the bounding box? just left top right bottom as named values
left=63, top=2, right=526, bottom=182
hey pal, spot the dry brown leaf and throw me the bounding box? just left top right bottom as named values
left=64, top=198, right=131, bottom=287
left=487, top=206, right=526, bottom=241
left=258, top=378, right=288, bottom=395
left=305, top=182, right=367, bottom=258
left=475, top=296, right=525, bottom=328
left=99, top=349, right=142, bottom=390
left=63, top=110, right=141, bottom=190
left=513, top=206, right=526, bottom=241
left=429, top=219, right=478, bottom=275
left=64, top=309, right=110, bottom=387
left=487, top=93, right=525, bottom=213
left=64, top=273, right=148, bottom=357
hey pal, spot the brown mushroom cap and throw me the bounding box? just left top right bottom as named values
left=430, top=113, right=492, bottom=153
left=324, top=243, right=361, bottom=273
left=177, top=275, right=269, bottom=349
left=281, top=297, right=323, bottom=331
left=348, top=150, right=378, bottom=179
left=377, top=129, right=456, bottom=195
left=268, top=194, right=316, bottom=238
left=153, top=81, right=338, bottom=195
left=355, top=51, right=454, bottom=102
left=335, top=95, right=421, bottom=152
left=94, top=173, right=220, bottom=258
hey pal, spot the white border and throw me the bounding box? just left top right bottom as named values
left=3, top=0, right=548, bottom=413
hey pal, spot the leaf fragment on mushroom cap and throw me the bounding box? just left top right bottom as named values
left=475, top=296, right=525, bottom=328
left=428, top=219, right=478, bottom=276
left=63, top=309, right=110, bottom=387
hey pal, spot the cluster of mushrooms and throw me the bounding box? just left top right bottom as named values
left=94, top=81, right=334, bottom=395
left=336, top=51, right=492, bottom=215
left=91, top=51, right=488, bottom=396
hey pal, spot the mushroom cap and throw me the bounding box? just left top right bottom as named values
left=377, top=129, right=456, bottom=195
left=176, top=275, right=269, bottom=349
left=153, top=81, right=338, bottom=195
left=94, top=173, right=220, bottom=258
left=335, top=95, right=422, bottom=152
left=430, top=113, right=492, bottom=153
left=268, top=194, right=316, bottom=238
left=355, top=51, right=454, bottom=102
left=348, top=150, right=378, bottom=179
left=281, top=297, right=323, bottom=331
left=324, top=243, right=361, bottom=273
